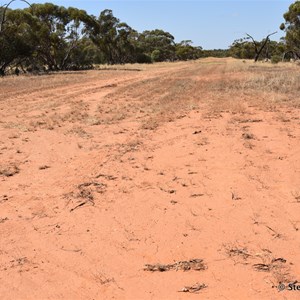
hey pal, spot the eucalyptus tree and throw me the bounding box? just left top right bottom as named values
left=280, top=1, right=300, bottom=59
left=25, top=3, right=97, bottom=70
left=138, top=29, right=176, bottom=62
left=0, top=7, right=38, bottom=75
left=0, top=0, right=32, bottom=32
left=90, top=9, right=138, bottom=64
left=175, top=40, right=202, bottom=61
left=229, top=38, right=257, bottom=59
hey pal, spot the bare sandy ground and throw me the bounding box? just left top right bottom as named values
left=0, top=58, right=300, bottom=299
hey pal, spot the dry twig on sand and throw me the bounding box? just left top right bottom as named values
left=179, top=283, right=207, bottom=293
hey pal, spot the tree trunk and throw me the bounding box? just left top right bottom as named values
left=246, top=32, right=277, bottom=62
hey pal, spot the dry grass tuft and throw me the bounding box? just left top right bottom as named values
left=225, top=244, right=252, bottom=261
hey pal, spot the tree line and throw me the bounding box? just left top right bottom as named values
left=0, top=3, right=204, bottom=75
left=0, top=1, right=299, bottom=75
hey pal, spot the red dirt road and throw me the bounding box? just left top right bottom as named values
left=1, top=59, right=300, bottom=299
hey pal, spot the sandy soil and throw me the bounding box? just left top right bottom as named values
left=0, top=58, right=300, bottom=299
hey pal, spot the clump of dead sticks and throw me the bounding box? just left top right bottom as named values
left=144, top=259, right=206, bottom=272
left=68, top=181, right=107, bottom=212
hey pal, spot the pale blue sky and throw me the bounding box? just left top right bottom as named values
left=7, top=0, right=295, bottom=49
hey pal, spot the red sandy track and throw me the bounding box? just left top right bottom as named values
left=0, top=59, right=300, bottom=299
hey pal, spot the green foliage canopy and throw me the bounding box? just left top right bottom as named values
left=280, top=1, right=300, bottom=58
